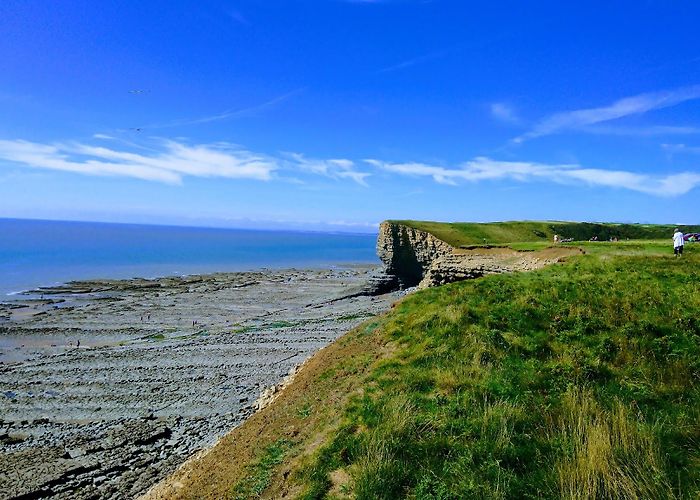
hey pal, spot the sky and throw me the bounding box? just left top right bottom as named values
left=1, top=0, right=699, bottom=232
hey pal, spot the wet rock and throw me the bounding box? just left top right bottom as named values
left=63, top=448, right=86, bottom=459
left=0, top=266, right=400, bottom=499
left=1, top=432, right=29, bottom=444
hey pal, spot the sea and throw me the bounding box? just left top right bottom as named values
left=0, top=218, right=380, bottom=299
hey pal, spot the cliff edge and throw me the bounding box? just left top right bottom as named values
left=377, top=221, right=577, bottom=288
left=376, top=221, right=453, bottom=288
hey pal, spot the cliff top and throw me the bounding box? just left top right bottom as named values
left=388, top=219, right=700, bottom=247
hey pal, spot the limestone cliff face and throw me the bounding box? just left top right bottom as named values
left=376, top=222, right=453, bottom=288
left=377, top=221, right=567, bottom=289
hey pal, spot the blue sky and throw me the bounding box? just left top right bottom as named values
left=1, top=0, right=699, bottom=232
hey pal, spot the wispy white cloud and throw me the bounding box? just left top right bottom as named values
left=327, top=220, right=380, bottom=228
left=0, top=139, right=277, bottom=184
left=662, top=143, right=700, bottom=155
left=490, top=102, right=520, bottom=124
left=0, top=137, right=371, bottom=187
left=514, top=85, right=700, bottom=143
left=3, top=136, right=698, bottom=196
left=377, top=49, right=448, bottom=74
left=149, top=88, right=305, bottom=129
left=366, top=157, right=700, bottom=196
left=285, top=153, right=371, bottom=186
left=579, top=125, right=700, bottom=137
left=226, top=8, right=249, bottom=25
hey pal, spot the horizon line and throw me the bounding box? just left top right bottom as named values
left=0, top=216, right=382, bottom=236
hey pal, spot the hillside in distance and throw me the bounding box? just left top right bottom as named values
left=392, top=220, right=700, bottom=247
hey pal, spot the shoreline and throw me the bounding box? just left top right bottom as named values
left=0, top=265, right=399, bottom=499
left=0, top=259, right=382, bottom=303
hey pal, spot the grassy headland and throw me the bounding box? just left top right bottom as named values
left=156, top=225, right=699, bottom=499
left=392, top=220, right=700, bottom=248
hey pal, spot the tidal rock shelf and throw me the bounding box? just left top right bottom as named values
left=0, top=266, right=399, bottom=499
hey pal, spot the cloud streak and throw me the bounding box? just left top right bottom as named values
left=0, top=137, right=372, bottom=186
left=366, top=157, right=700, bottom=196
left=490, top=102, right=520, bottom=124
left=515, top=85, right=700, bottom=143
left=149, top=88, right=305, bottom=129
left=286, top=153, right=371, bottom=186
left=1, top=136, right=698, bottom=196
left=662, top=143, right=700, bottom=155
left=377, top=49, right=448, bottom=74
left=0, top=139, right=278, bottom=184
left=579, top=125, right=700, bottom=137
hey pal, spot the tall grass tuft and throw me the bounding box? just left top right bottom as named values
left=352, top=395, right=416, bottom=499
left=554, top=387, right=673, bottom=499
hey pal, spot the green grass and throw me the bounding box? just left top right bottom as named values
left=297, top=404, right=314, bottom=419
left=293, top=245, right=700, bottom=498
left=337, top=313, right=376, bottom=322
left=392, top=220, right=700, bottom=247
left=269, top=320, right=296, bottom=329
left=231, top=439, right=294, bottom=499
left=233, top=325, right=256, bottom=334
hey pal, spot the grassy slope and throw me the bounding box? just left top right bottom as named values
left=290, top=245, right=699, bottom=499
left=392, top=220, right=700, bottom=247
left=167, top=242, right=700, bottom=499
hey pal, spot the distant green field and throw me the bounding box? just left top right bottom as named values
left=392, top=220, right=700, bottom=247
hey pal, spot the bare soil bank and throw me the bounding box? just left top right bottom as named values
left=0, top=266, right=399, bottom=499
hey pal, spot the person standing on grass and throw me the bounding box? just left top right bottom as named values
left=673, top=228, right=684, bottom=257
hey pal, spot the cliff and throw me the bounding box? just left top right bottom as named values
left=376, top=221, right=454, bottom=288
left=377, top=221, right=576, bottom=288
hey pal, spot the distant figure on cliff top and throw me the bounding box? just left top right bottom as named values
left=673, top=228, right=684, bottom=257
left=553, top=234, right=559, bottom=244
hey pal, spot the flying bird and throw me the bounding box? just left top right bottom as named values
left=128, top=89, right=149, bottom=94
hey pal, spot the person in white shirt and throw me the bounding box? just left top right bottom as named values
left=673, top=228, right=684, bottom=257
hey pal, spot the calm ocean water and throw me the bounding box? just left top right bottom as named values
left=0, top=219, right=380, bottom=298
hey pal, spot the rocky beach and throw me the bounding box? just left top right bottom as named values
left=0, top=266, right=399, bottom=499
